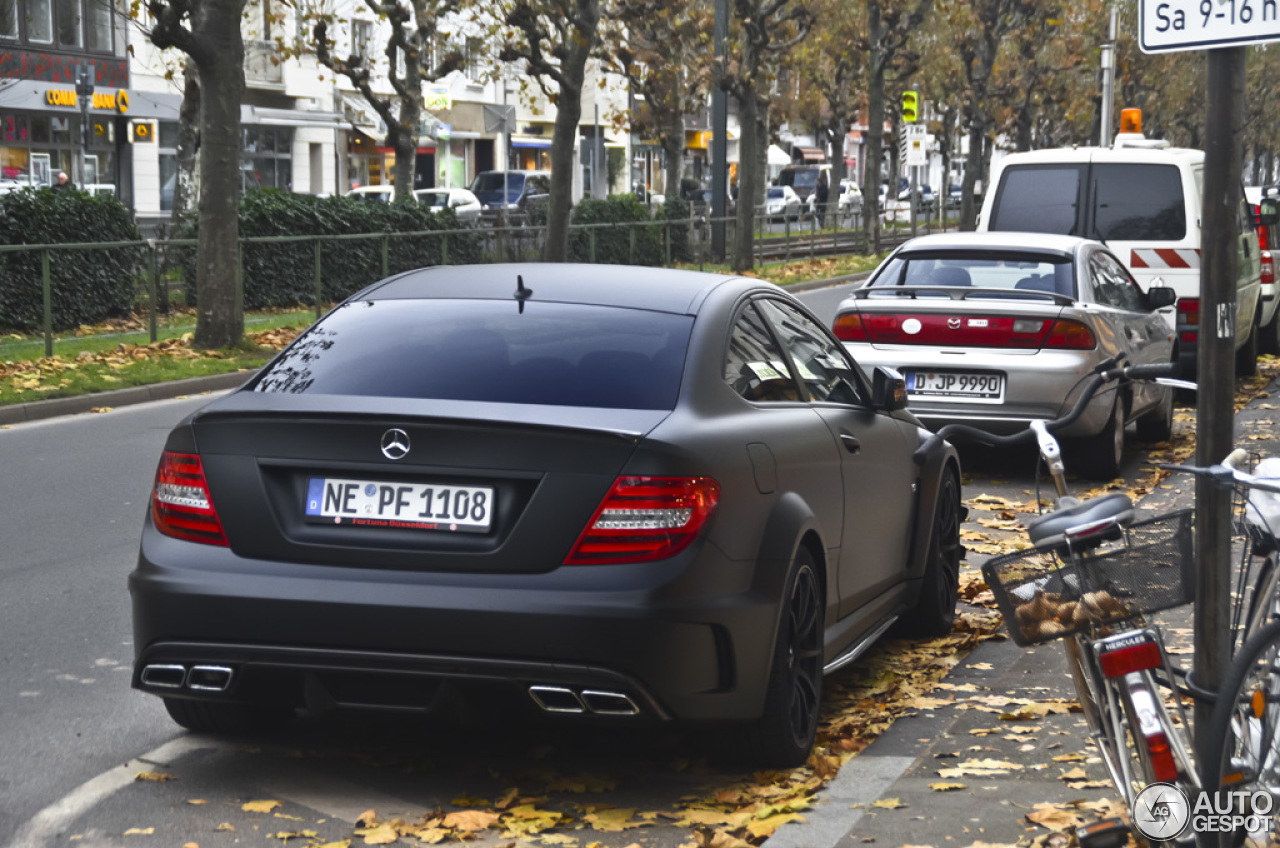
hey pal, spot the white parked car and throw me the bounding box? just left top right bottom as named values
left=414, top=187, right=482, bottom=226
left=765, top=185, right=802, bottom=223
left=345, top=185, right=395, bottom=203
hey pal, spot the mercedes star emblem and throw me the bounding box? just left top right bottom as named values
left=380, top=428, right=410, bottom=460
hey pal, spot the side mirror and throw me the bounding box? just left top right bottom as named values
left=1146, top=286, right=1177, bottom=310
left=1258, top=199, right=1280, bottom=228
left=871, top=366, right=909, bottom=412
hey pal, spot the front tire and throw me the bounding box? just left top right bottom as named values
left=1238, top=304, right=1261, bottom=378
left=735, top=547, right=823, bottom=768
left=1135, top=385, right=1174, bottom=443
left=897, top=470, right=962, bottom=637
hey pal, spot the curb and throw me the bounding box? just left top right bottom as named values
left=0, top=370, right=256, bottom=427
left=782, top=270, right=872, bottom=294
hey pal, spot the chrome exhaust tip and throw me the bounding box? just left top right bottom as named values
left=580, top=690, right=640, bottom=716
left=140, top=664, right=187, bottom=689
left=528, top=685, right=585, bottom=713
left=187, top=665, right=234, bottom=692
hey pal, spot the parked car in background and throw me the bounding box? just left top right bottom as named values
left=832, top=232, right=1177, bottom=479
left=1246, top=185, right=1280, bottom=353
left=776, top=164, right=830, bottom=209
left=346, top=185, right=396, bottom=203
left=414, top=187, right=482, bottom=226
left=765, top=185, right=803, bottom=223
left=470, top=170, right=552, bottom=226
left=131, top=263, right=962, bottom=768
left=838, top=180, right=864, bottom=217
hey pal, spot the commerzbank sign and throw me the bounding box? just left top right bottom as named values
left=44, top=88, right=130, bottom=113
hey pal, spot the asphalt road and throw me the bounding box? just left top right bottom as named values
left=0, top=278, right=1146, bottom=847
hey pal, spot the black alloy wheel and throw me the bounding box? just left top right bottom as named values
left=899, top=470, right=963, bottom=637
left=782, top=558, right=823, bottom=750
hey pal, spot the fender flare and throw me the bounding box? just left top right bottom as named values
left=752, top=492, right=828, bottom=650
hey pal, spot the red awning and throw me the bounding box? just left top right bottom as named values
left=793, top=146, right=825, bottom=162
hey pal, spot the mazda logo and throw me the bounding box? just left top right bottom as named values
left=947, top=317, right=962, bottom=329
left=380, top=429, right=410, bottom=460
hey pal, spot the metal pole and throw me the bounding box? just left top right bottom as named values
left=148, top=241, right=159, bottom=342
left=503, top=81, right=510, bottom=228
left=710, top=0, right=728, bottom=260
left=593, top=103, right=600, bottom=199
left=1100, top=2, right=1118, bottom=147
left=1194, top=46, right=1246, bottom=763
left=41, top=249, right=52, bottom=358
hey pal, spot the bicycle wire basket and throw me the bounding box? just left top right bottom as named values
left=982, top=509, right=1195, bottom=646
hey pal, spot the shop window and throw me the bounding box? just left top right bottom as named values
left=29, top=116, right=50, bottom=144
left=85, top=0, right=112, bottom=51
left=56, top=0, right=81, bottom=46
left=0, top=0, right=16, bottom=39
left=241, top=126, right=293, bottom=192
left=27, top=0, right=52, bottom=42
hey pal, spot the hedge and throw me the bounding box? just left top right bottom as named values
left=181, top=190, right=483, bottom=310
left=567, top=195, right=666, bottom=265
left=0, top=188, right=142, bottom=332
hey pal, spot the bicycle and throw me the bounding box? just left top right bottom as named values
left=1166, top=453, right=1280, bottom=846
left=929, top=360, right=1199, bottom=847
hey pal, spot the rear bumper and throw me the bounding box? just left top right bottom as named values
left=130, top=521, right=783, bottom=722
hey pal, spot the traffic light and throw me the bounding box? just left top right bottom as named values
left=902, top=91, right=919, bottom=123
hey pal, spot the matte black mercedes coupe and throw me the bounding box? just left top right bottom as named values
left=130, top=264, right=963, bottom=766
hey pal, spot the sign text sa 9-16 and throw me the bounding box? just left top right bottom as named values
left=1141, top=0, right=1280, bottom=52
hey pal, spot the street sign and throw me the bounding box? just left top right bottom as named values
left=1140, top=0, right=1280, bottom=53
left=906, top=138, right=926, bottom=166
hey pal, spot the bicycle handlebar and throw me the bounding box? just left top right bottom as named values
left=931, top=361, right=1181, bottom=450
left=1160, top=448, right=1280, bottom=495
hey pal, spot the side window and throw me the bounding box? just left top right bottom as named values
left=1101, top=253, right=1145, bottom=311
left=1089, top=252, right=1144, bottom=311
left=723, top=305, right=801, bottom=403
left=1091, top=164, right=1186, bottom=241
left=756, top=299, right=869, bottom=405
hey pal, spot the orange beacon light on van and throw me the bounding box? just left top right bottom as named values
left=1119, top=108, right=1143, bottom=135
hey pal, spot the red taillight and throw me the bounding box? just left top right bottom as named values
left=1043, top=319, right=1097, bottom=350
left=1262, top=250, right=1274, bottom=287
left=152, top=451, right=228, bottom=546
left=1178, top=297, right=1200, bottom=326
left=851, top=312, right=1049, bottom=347
left=564, top=476, right=720, bottom=565
left=1100, top=640, right=1162, bottom=678
left=833, top=312, right=868, bottom=341
left=1145, top=731, right=1179, bottom=783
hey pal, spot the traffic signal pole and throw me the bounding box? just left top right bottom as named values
left=1194, top=46, right=1246, bottom=763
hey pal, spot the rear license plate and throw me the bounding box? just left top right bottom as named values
left=906, top=370, right=1004, bottom=401
left=305, top=478, right=494, bottom=533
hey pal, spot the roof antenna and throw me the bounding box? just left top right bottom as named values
left=514, top=274, right=533, bottom=314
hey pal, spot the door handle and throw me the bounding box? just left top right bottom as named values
left=840, top=433, right=861, bottom=454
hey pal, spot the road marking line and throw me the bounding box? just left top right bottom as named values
left=5, top=736, right=217, bottom=848
left=760, top=754, right=916, bottom=848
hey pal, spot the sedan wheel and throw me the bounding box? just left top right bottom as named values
left=734, top=548, right=823, bottom=767
left=897, top=471, right=962, bottom=638
left=1135, top=385, right=1174, bottom=443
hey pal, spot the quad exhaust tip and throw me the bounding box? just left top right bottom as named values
left=140, top=664, right=234, bottom=693
left=528, top=685, right=639, bottom=716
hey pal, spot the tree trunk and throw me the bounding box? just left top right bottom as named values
left=862, top=0, right=885, bottom=255
left=732, top=92, right=759, bottom=273
left=172, top=63, right=200, bottom=224
left=543, top=3, right=598, bottom=262
left=960, top=115, right=983, bottom=232
left=392, top=66, right=422, bottom=200
left=663, top=96, right=684, bottom=202
left=830, top=128, right=847, bottom=225
left=191, top=0, right=247, bottom=349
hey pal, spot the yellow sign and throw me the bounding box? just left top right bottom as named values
left=129, top=120, right=156, bottom=143
left=424, top=89, right=451, bottom=111
left=44, top=88, right=130, bottom=113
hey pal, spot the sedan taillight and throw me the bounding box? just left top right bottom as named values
left=152, top=451, right=229, bottom=546
left=564, top=476, right=720, bottom=565
left=1263, top=250, right=1274, bottom=287
left=832, top=312, right=868, bottom=341
left=1043, top=319, right=1097, bottom=350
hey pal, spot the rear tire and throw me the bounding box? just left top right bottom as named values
left=1134, top=385, right=1174, bottom=443
left=896, top=470, right=962, bottom=638
left=1073, top=399, right=1125, bottom=480
left=732, top=547, right=823, bottom=768
left=1262, top=306, right=1280, bottom=356
left=163, top=698, right=291, bottom=735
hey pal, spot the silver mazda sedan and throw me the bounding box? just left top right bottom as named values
left=832, top=233, right=1177, bottom=479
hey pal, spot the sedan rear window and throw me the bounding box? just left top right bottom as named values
left=254, top=300, right=693, bottom=410
left=869, top=252, right=1075, bottom=297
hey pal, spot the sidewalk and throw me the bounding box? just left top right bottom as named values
left=764, top=374, right=1280, bottom=848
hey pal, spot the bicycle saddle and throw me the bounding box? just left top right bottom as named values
left=1025, top=493, right=1135, bottom=554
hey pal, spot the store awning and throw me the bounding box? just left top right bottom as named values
left=354, top=125, right=386, bottom=144
left=242, top=105, right=350, bottom=129
left=792, top=146, right=825, bottom=162
left=511, top=135, right=552, bottom=148
left=767, top=144, right=790, bottom=166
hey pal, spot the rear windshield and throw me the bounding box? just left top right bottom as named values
left=1091, top=164, right=1186, bottom=240
left=787, top=170, right=819, bottom=189
left=988, top=165, right=1083, bottom=235
left=417, top=191, right=448, bottom=206
left=869, top=251, right=1075, bottom=297
left=988, top=162, right=1187, bottom=241
left=254, top=300, right=693, bottom=410
left=470, top=173, right=526, bottom=193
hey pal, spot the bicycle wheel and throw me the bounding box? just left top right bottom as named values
left=1203, top=619, right=1280, bottom=846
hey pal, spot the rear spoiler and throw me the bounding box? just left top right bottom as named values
left=851, top=286, right=1076, bottom=305
left=194, top=392, right=669, bottom=441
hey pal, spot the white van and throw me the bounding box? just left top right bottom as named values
left=978, top=130, right=1265, bottom=377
